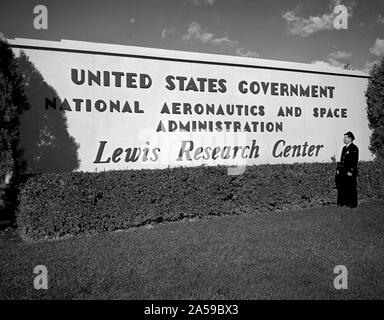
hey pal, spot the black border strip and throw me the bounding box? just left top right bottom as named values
left=11, top=44, right=370, bottom=79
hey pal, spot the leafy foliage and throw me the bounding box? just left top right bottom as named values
left=17, top=161, right=384, bottom=241
left=366, top=56, right=384, bottom=160
left=0, top=39, right=30, bottom=215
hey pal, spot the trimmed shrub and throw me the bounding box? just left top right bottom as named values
left=17, top=161, right=384, bottom=241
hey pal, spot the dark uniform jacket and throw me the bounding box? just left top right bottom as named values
left=336, top=143, right=359, bottom=188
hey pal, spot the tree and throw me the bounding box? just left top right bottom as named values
left=0, top=39, right=30, bottom=216
left=365, top=56, right=384, bottom=160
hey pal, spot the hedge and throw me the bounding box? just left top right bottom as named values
left=16, top=161, right=384, bottom=241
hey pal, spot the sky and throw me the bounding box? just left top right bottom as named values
left=0, top=0, right=383, bottom=73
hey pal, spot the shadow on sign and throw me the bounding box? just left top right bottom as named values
left=17, top=51, right=80, bottom=173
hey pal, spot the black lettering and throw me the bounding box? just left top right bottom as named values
left=94, top=141, right=111, bottom=163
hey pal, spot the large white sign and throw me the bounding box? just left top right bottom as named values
left=9, top=38, right=372, bottom=172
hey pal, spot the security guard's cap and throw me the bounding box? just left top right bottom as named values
left=344, top=131, right=355, bottom=141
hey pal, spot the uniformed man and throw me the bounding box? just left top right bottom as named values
left=335, top=131, right=359, bottom=208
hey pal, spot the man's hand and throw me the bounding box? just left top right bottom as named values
left=347, top=172, right=352, bottom=176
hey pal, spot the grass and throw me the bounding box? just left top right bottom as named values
left=1, top=200, right=384, bottom=299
